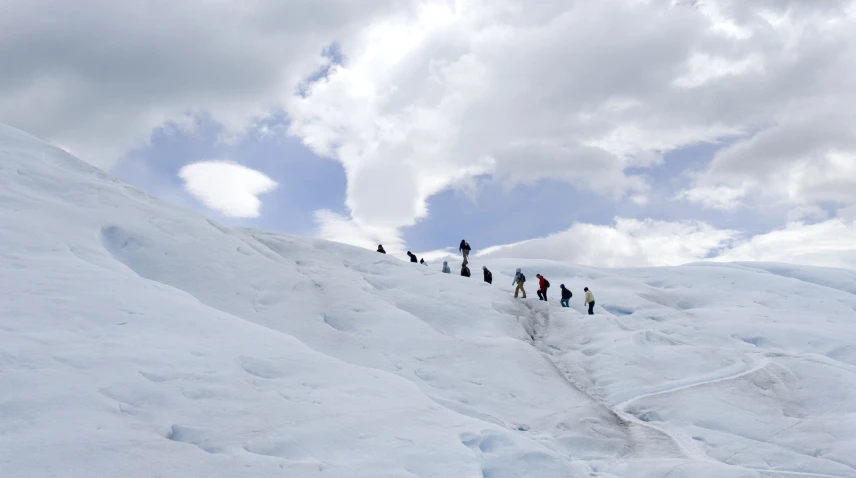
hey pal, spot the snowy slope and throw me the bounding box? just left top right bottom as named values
left=1, top=122, right=855, bottom=478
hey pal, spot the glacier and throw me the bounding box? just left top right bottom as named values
left=1, top=122, right=855, bottom=477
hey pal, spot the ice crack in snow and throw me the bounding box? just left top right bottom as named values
left=516, top=299, right=852, bottom=477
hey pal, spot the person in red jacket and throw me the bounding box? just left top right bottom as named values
left=536, top=274, right=549, bottom=301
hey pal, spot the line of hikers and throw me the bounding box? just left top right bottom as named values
left=510, top=268, right=595, bottom=313
left=377, top=240, right=597, bottom=314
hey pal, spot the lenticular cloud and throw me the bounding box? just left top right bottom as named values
left=179, top=160, right=277, bottom=218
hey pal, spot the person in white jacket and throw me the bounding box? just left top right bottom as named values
left=584, top=287, right=595, bottom=315
left=442, top=261, right=451, bottom=273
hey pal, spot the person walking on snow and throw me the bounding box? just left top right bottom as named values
left=407, top=251, right=417, bottom=263
left=560, top=284, right=572, bottom=308
left=461, top=263, right=471, bottom=277
left=584, top=287, right=595, bottom=315
left=442, top=261, right=451, bottom=274
left=377, top=244, right=386, bottom=254
left=536, top=274, right=550, bottom=301
left=483, top=266, right=492, bottom=284
left=512, top=268, right=527, bottom=298
left=459, top=240, right=471, bottom=264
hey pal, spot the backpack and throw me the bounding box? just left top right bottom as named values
left=544, top=279, right=550, bottom=288
left=519, top=273, right=525, bottom=283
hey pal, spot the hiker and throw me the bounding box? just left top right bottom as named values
left=536, top=274, right=550, bottom=301
left=512, top=268, right=527, bottom=298
left=442, top=261, right=451, bottom=274
left=407, top=251, right=417, bottom=263
left=560, top=284, right=572, bottom=308
left=584, top=287, right=595, bottom=315
left=377, top=244, right=386, bottom=254
left=461, top=263, right=471, bottom=277
left=420, top=258, right=427, bottom=266
left=482, top=266, right=492, bottom=284
left=459, top=239, right=471, bottom=264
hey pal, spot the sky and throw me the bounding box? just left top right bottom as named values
left=2, top=0, right=856, bottom=268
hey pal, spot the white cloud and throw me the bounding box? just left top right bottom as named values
left=673, top=53, right=764, bottom=89
left=717, top=218, right=856, bottom=269
left=469, top=216, right=856, bottom=270
left=178, top=161, right=277, bottom=218
left=677, top=184, right=748, bottom=210
left=476, top=218, right=740, bottom=268
left=289, top=0, right=697, bottom=232
left=287, top=0, right=856, bottom=240
left=677, top=2, right=856, bottom=210
left=686, top=117, right=856, bottom=208
left=630, top=194, right=649, bottom=206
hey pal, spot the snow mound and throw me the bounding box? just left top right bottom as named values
left=1, top=122, right=855, bottom=478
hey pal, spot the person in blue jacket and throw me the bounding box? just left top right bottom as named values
left=442, top=261, right=451, bottom=273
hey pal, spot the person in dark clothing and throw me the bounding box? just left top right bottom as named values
left=560, top=284, right=572, bottom=308
left=536, top=274, right=549, bottom=301
left=420, top=258, right=427, bottom=265
left=461, top=263, right=471, bottom=277
left=584, top=287, right=595, bottom=315
left=377, top=244, right=386, bottom=254
left=482, top=266, right=492, bottom=284
left=459, top=240, right=471, bottom=264
left=407, top=251, right=417, bottom=263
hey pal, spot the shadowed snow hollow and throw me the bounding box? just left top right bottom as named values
left=1, top=122, right=855, bottom=478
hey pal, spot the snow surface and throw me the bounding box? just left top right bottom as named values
left=1, top=122, right=855, bottom=477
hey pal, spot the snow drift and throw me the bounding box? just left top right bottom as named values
left=1, top=123, right=855, bottom=477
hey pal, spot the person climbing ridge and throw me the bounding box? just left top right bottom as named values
left=536, top=274, right=550, bottom=301
left=459, top=239, right=471, bottom=264
left=442, top=261, right=451, bottom=274
left=407, top=251, right=417, bottom=263
left=560, top=284, right=572, bottom=308
left=584, top=287, right=595, bottom=315
left=461, top=263, right=471, bottom=277
left=377, top=244, right=386, bottom=254
left=420, top=258, right=427, bottom=266
left=512, top=268, right=526, bottom=298
left=482, top=266, right=492, bottom=284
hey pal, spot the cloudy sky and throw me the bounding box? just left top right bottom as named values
left=3, top=0, right=856, bottom=268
